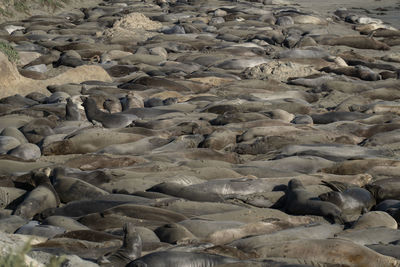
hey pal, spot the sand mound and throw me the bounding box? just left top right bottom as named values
left=112, top=12, right=162, bottom=31
left=103, top=12, right=162, bottom=43
left=242, top=61, right=318, bottom=81
left=0, top=0, right=103, bottom=24
left=0, top=52, right=112, bottom=98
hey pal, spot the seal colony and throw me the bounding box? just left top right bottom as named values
left=0, top=0, right=400, bottom=266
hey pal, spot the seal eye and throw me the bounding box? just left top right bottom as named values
left=377, top=189, right=385, bottom=201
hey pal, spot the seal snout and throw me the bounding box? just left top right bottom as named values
left=288, top=178, right=303, bottom=190
left=123, top=222, right=142, bottom=259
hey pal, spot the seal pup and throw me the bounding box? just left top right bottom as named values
left=99, top=222, right=142, bottom=266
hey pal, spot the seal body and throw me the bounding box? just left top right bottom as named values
left=13, top=168, right=60, bottom=219
left=319, top=187, right=375, bottom=220
left=100, top=222, right=142, bottom=266
left=82, top=97, right=135, bottom=128
left=127, top=251, right=239, bottom=267
left=284, top=179, right=343, bottom=223
left=66, top=98, right=81, bottom=121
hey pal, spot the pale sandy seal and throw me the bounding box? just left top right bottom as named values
left=365, top=178, right=400, bottom=202
left=253, top=238, right=400, bottom=266
left=319, top=36, right=390, bottom=50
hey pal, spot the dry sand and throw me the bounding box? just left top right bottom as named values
left=295, top=0, right=400, bottom=28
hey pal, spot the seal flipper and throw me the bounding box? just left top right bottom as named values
left=321, top=180, right=355, bottom=192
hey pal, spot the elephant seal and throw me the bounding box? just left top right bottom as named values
left=319, top=187, right=375, bottom=221
left=42, top=215, right=89, bottom=231
left=335, top=227, right=400, bottom=246
left=8, top=143, right=41, bottom=161
left=229, top=223, right=343, bottom=252
left=319, top=36, right=390, bottom=50
left=13, top=168, right=60, bottom=219
left=253, top=238, right=400, bottom=266
left=320, top=66, right=381, bottom=81
left=284, top=179, right=343, bottom=223
left=52, top=176, right=109, bottom=203
left=37, top=195, right=155, bottom=219
left=367, top=244, right=400, bottom=260
left=15, top=221, right=65, bottom=238
left=127, top=251, right=239, bottom=267
left=351, top=211, right=398, bottom=230
left=1, top=127, right=28, bottom=144
left=154, top=223, right=197, bottom=244
left=99, top=222, right=142, bottom=266
left=365, top=178, right=400, bottom=202
left=311, top=111, right=370, bottom=124
left=100, top=204, right=188, bottom=223
left=374, top=200, right=400, bottom=222
left=121, top=107, right=181, bottom=120
left=82, top=97, right=137, bottom=128
left=148, top=177, right=277, bottom=202
left=65, top=98, right=81, bottom=121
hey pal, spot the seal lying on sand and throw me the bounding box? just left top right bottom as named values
left=127, top=251, right=240, bottom=267
left=253, top=238, right=400, bottom=266
left=284, top=179, right=343, bottom=223
left=13, top=168, right=60, bottom=219
left=82, top=97, right=137, bottom=128
left=319, top=183, right=375, bottom=221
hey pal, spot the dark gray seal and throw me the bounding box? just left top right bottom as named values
left=37, top=195, right=154, bottom=219
left=367, top=244, right=400, bottom=260
left=82, top=97, right=137, bottom=128
left=65, top=98, right=81, bottom=121
left=311, top=111, right=370, bottom=124
left=13, top=168, right=60, bottom=219
left=319, top=187, right=375, bottom=220
left=121, top=107, right=182, bottom=120
left=284, top=179, right=343, bottom=223
left=127, top=251, right=239, bottom=267
left=99, top=222, right=142, bottom=266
